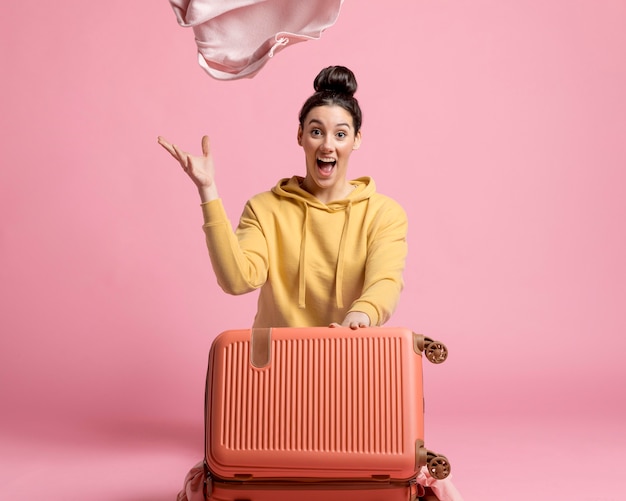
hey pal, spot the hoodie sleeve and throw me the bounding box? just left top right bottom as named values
left=201, top=199, right=269, bottom=295
left=349, top=198, right=408, bottom=326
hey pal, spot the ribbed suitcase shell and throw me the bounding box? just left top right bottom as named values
left=205, top=327, right=427, bottom=481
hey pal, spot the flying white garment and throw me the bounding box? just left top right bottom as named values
left=169, top=0, right=344, bottom=80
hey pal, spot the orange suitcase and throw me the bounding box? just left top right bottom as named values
left=203, top=327, right=450, bottom=488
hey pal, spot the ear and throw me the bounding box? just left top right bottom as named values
left=353, top=130, right=362, bottom=150
left=297, top=126, right=303, bottom=146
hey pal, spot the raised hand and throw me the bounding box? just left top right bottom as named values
left=158, top=135, right=219, bottom=202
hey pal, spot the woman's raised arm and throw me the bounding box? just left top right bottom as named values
left=158, top=135, right=219, bottom=203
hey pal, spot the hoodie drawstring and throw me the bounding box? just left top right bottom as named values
left=269, top=36, right=289, bottom=58
left=334, top=202, right=352, bottom=309
left=298, top=204, right=309, bottom=309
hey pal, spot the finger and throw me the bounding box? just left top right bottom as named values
left=350, top=322, right=368, bottom=330
left=157, top=136, right=175, bottom=154
left=329, top=323, right=340, bottom=328
left=171, top=144, right=189, bottom=169
left=201, top=135, right=210, bottom=157
left=158, top=136, right=182, bottom=162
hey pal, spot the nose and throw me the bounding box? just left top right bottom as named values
left=321, top=135, right=334, bottom=151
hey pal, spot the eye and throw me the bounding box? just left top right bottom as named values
left=310, top=128, right=322, bottom=137
left=336, top=131, right=347, bottom=139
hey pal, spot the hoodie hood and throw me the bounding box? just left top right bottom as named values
left=272, top=175, right=376, bottom=207
left=271, top=176, right=376, bottom=310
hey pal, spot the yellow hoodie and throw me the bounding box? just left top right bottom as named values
left=200, top=176, right=407, bottom=328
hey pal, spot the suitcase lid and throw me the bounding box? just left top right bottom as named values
left=205, top=327, right=431, bottom=481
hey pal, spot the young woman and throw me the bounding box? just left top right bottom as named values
left=158, top=66, right=407, bottom=329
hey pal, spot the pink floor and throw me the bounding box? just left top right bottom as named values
left=1, top=412, right=623, bottom=500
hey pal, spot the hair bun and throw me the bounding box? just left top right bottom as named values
left=313, top=66, right=357, bottom=97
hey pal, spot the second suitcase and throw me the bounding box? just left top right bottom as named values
left=205, top=478, right=427, bottom=501
left=204, top=327, right=450, bottom=484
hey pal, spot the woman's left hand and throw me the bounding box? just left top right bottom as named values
left=330, top=311, right=371, bottom=330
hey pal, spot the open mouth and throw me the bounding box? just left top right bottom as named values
left=316, top=158, right=336, bottom=175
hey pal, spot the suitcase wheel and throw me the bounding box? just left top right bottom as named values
left=424, top=338, right=448, bottom=364
left=427, top=453, right=451, bottom=480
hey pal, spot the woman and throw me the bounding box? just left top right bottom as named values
left=163, top=67, right=463, bottom=501
left=158, top=66, right=407, bottom=329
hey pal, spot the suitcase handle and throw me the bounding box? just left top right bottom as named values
left=413, top=334, right=448, bottom=364
left=250, top=328, right=272, bottom=369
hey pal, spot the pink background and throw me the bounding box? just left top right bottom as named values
left=1, top=1, right=625, bottom=499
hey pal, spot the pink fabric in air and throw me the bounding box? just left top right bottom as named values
left=169, top=0, right=344, bottom=80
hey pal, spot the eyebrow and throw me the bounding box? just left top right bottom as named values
left=307, top=118, right=352, bottom=129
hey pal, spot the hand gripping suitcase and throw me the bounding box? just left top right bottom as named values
left=202, top=327, right=451, bottom=497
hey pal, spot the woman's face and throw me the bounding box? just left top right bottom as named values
left=298, top=105, right=362, bottom=202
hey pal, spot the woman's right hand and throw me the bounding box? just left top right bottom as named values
left=158, top=135, right=219, bottom=202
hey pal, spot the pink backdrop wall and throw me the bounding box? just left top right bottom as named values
left=2, top=1, right=625, bottom=499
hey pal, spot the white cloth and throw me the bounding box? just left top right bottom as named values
left=169, top=0, right=344, bottom=80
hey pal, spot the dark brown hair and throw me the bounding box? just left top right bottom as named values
left=298, top=66, right=362, bottom=133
